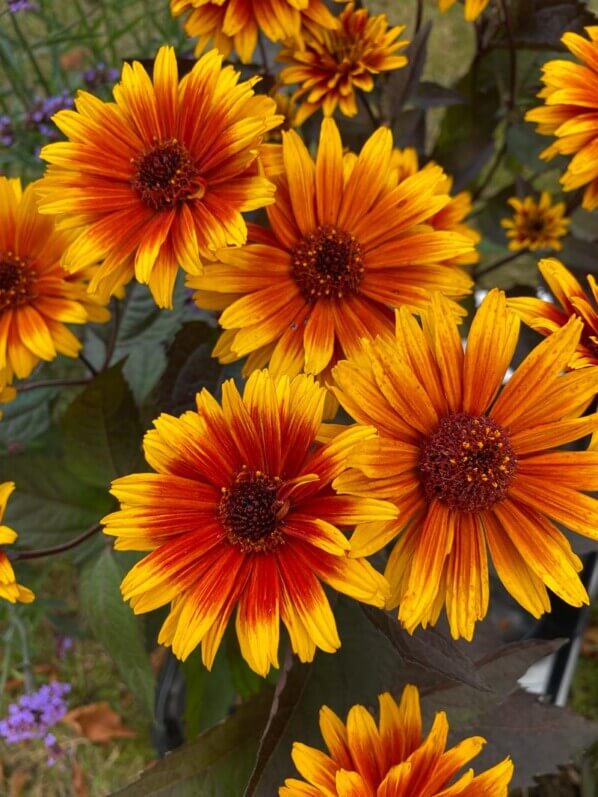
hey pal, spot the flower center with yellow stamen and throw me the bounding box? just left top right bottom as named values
left=0, top=253, right=37, bottom=312
left=219, top=467, right=289, bottom=553
left=291, top=225, right=364, bottom=302
left=419, top=413, right=517, bottom=512
left=131, top=138, right=204, bottom=212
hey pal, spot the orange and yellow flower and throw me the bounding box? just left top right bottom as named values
left=102, top=370, right=395, bottom=676
left=171, top=0, right=343, bottom=64
left=509, top=257, right=598, bottom=368
left=280, top=685, right=514, bottom=796
left=279, top=3, right=409, bottom=124
left=189, top=119, right=475, bottom=387
left=391, top=148, right=480, bottom=266
left=501, top=192, right=569, bottom=251
left=0, top=177, right=109, bottom=390
left=332, top=289, right=598, bottom=640
left=36, top=46, right=282, bottom=309
left=0, top=483, right=34, bottom=604
left=526, top=27, right=598, bottom=211
left=438, top=0, right=490, bottom=21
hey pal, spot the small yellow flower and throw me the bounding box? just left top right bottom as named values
left=508, top=258, right=598, bottom=368
left=501, top=192, right=569, bottom=251
left=171, top=0, right=343, bottom=64
left=526, top=27, right=598, bottom=210
left=280, top=685, right=514, bottom=796
left=0, top=483, right=34, bottom=604
left=279, top=3, right=409, bottom=125
left=438, top=0, right=490, bottom=21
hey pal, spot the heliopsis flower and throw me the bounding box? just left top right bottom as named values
left=0, top=177, right=108, bottom=389
left=332, top=289, right=598, bottom=640
left=36, top=47, right=282, bottom=309
left=500, top=192, right=569, bottom=251
left=0, top=483, right=34, bottom=604
left=438, top=0, right=490, bottom=21
left=391, top=148, right=480, bottom=266
left=279, top=3, right=409, bottom=125
left=280, top=685, right=514, bottom=796
left=526, top=28, right=598, bottom=211
left=102, top=370, right=395, bottom=676
left=171, top=0, right=342, bottom=64
left=189, top=119, right=475, bottom=386
left=509, top=258, right=598, bottom=368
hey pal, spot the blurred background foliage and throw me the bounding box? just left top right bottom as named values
left=1, top=0, right=598, bottom=795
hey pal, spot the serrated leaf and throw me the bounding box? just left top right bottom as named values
left=361, top=605, right=487, bottom=690
left=413, top=81, right=465, bottom=108
left=80, top=547, right=154, bottom=717
left=181, top=649, right=236, bottom=739
left=117, top=279, right=186, bottom=347
left=509, top=0, right=597, bottom=49
left=0, top=453, right=112, bottom=553
left=61, top=363, right=144, bottom=490
left=122, top=343, right=168, bottom=405
left=111, top=689, right=274, bottom=797
left=0, top=387, right=59, bottom=453
left=465, top=689, right=598, bottom=789
left=421, top=638, right=566, bottom=728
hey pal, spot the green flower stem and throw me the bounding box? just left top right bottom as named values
left=9, top=13, right=52, bottom=96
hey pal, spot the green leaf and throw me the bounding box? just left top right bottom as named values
left=80, top=547, right=155, bottom=717
left=61, top=363, right=144, bottom=490
left=111, top=688, right=274, bottom=797
left=0, top=387, right=58, bottom=453
left=181, top=649, right=236, bottom=739
left=413, top=81, right=465, bottom=108
left=361, top=606, right=487, bottom=689
left=0, top=453, right=112, bottom=553
left=117, top=279, right=186, bottom=348
left=122, top=343, right=168, bottom=406
left=155, top=321, right=221, bottom=415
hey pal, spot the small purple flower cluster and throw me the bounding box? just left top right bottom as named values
left=24, top=91, right=75, bottom=142
left=0, top=681, right=70, bottom=748
left=7, top=0, right=39, bottom=12
left=83, top=63, right=119, bottom=90
left=0, top=115, right=13, bottom=148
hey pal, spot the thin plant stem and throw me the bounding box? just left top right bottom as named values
left=497, top=0, right=517, bottom=112
left=10, top=13, right=52, bottom=96
left=17, top=377, right=91, bottom=393
left=358, top=90, right=379, bottom=130
left=471, top=139, right=507, bottom=201
left=0, top=46, right=31, bottom=110
left=414, top=0, right=424, bottom=34
left=12, top=523, right=101, bottom=561
left=72, top=0, right=104, bottom=61
left=0, top=626, right=14, bottom=710
left=79, top=352, right=99, bottom=376
left=475, top=248, right=524, bottom=278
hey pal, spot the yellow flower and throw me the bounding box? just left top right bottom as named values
left=438, top=0, right=490, bottom=21
left=102, top=370, right=395, bottom=676
left=500, top=192, right=569, bottom=251
left=36, top=47, right=282, bottom=309
left=280, top=685, right=514, bottom=796
left=0, top=177, right=108, bottom=389
left=332, top=289, right=598, bottom=640
left=171, top=0, right=343, bottom=64
left=526, top=27, right=598, bottom=211
left=509, top=257, right=598, bottom=368
left=189, top=119, right=474, bottom=388
left=0, top=483, right=34, bottom=604
left=279, top=3, right=409, bottom=125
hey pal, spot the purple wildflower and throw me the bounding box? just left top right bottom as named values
left=7, top=0, right=39, bottom=11
left=0, top=681, right=70, bottom=745
left=25, top=91, right=74, bottom=141
left=83, top=63, right=119, bottom=89
left=55, top=635, right=73, bottom=659
left=0, top=115, right=13, bottom=148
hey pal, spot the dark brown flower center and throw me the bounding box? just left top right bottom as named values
left=526, top=215, right=546, bottom=234
left=131, top=138, right=204, bottom=211
left=0, top=253, right=37, bottom=312
left=291, top=225, right=364, bottom=302
left=419, top=413, right=517, bottom=512
left=218, top=467, right=289, bottom=553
